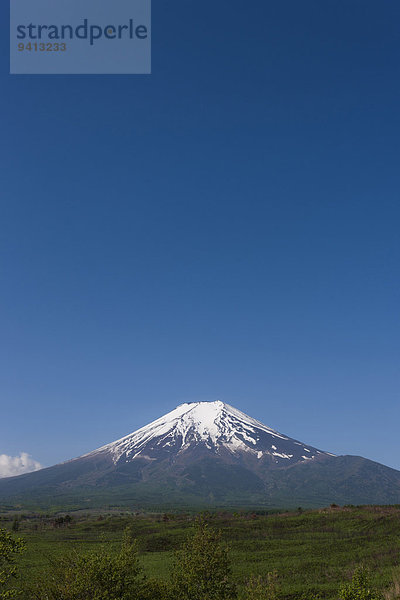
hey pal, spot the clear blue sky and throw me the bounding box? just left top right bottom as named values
left=1, top=1, right=399, bottom=472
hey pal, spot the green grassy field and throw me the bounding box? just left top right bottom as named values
left=2, top=505, right=400, bottom=599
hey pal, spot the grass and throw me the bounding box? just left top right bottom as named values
left=2, top=505, right=400, bottom=599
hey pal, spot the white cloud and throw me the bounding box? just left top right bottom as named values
left=0, top=452, right=43, bottom=478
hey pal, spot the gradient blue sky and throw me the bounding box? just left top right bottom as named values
left=1, top=1, right=399, bottom=472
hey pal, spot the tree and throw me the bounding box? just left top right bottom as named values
left=339, top=566, right=383, bottom=600
left=0, top=527, right=25, bottom=599
left=171, top=519, right=237, bottom=600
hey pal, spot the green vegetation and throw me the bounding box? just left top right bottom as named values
left=338, top=566, right=383, bottom=600
left=171, top=520, right=236, bottom=600
left=1, top=505, right=400, bottom=599
left=0, top=527, right=25, bottom=598
left=26, top=527, right=147, bottom=600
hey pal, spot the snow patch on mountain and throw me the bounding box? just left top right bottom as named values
left=84, top=401, right=334, bottom=466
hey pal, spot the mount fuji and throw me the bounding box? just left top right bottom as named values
left=1, top=401, right=400, bottom=509
left=84, top=401, right=334, bottom=466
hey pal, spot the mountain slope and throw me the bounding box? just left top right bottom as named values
left=0, top=401, right=399, bottom=509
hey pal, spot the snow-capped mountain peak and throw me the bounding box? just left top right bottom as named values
left=2, top=399, right=399, bottom=510
left=88, top=401, right=334, bottom=466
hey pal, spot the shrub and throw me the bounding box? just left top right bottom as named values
left=171, top=519, right=237, bottom=600
left=0, top=527, right=25, bottom=599
left=383, top=566, right=400, bottom=600
left=28, top=527, right=146, bottom=600
left=242, top=572, right=279, bottom=600
left=338, top=566, right=383, bottom=600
